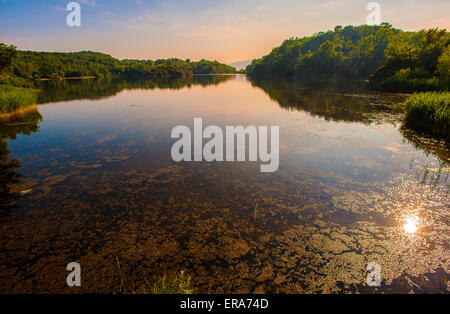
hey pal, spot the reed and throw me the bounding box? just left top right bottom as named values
left=148, top=270, right=194, bottom=294
left=404, top=92, right=450, bottom=140
left=0, top=84, right=37, bottom=117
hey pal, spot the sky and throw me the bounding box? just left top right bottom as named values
left=0, top=0, right=449, bottom=63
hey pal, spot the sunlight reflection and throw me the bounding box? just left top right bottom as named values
left=403, top=216, right=419, bottom=234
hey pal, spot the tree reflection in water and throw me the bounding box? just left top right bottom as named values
left=36, top=75, right=235, bottom=104
left=0, top=110, right=42, bottom=218
left=250, top=77, right=449, bottom=191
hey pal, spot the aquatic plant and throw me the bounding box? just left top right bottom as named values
left=404, top=91, right=450, bottom=139
left=147, top=270, right=194, bottom=294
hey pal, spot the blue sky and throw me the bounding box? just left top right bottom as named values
left=1, top=0, right=449, bottom=63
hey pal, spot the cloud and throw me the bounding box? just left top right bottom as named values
left=107, top=12, right=175, bottom=30
left=129, top=13, right=172, bottom=26
left=4, top=0, right=449, bottom=63
left=78, top=0, right=97, bottom=7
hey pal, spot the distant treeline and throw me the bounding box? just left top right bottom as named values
left=0, top=44, right=236, bottom=87
left=246, top=24, right=450, bottom=92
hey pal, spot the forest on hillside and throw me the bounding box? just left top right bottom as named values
left=0, top=44, right=236, bottom=87
left=246, top=24, right=449, bottom=92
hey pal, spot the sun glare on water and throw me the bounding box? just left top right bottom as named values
left=403, top=216, right=419, bottom=234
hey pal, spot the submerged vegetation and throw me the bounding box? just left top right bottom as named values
left=0, top=74, right=448, bottom=294
left=246, top=24, right=449, bottom=92
left=404, top=92, right=450, bottom=140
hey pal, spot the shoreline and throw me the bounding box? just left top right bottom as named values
left=35, top=74, right=240, bottom=81
left=36, top=76, right=96, bottom=81
left=0, top=104, right=38, bottom=122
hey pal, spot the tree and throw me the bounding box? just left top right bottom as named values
left=0, top=44, right=17, bottom=75
left=246, top=24, right=449, bottom=91
left=437, top=45, right=450, bottom=78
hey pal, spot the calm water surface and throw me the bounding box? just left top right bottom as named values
left=0, top=75, right=448, bottom=293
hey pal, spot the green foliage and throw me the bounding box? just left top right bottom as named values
left=0, top=84, right=37, bottom=113
left=148, top=270, right=193, bottom=294
left=379, top=71, right=449, bottom=92
left=190, top=59, right=236, bottom=74
left=247, top=24, right=400, bottom=78
left=246, top=24, right=449, bottom=92
left=371, top=28, right=450, bottom=92
left=437, top=45, right=450, bottom=78
left=404, top=92, right=450, bottom=139
left=0, top=43, right=17, bottom=75
left=1, top=48, right=236, bottom=84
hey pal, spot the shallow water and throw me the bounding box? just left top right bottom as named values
left=0, top=75, right=448, bottom=293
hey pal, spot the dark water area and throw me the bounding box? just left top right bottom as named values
left=0, top=75, right=448, bottom=293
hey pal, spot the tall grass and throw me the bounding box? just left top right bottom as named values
left=147, top=270, right=194, bottom=294
left=404, top=92, right=450, bottom=139
left=0, top=84, right=37, bottom=114
left=381, top=76, right=450, bottom=92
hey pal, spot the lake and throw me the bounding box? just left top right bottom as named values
left=0, top=74, right=448, bottom=293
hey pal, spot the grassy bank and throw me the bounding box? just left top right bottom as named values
left=404, top=92, right=450, bottom=140
left=378, top=70, right=450, bottom=92
left=0, top=84, right=37, bottom=119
